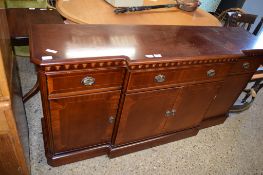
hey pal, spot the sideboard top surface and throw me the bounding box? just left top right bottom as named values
left=30, top=24, right=263, bottom=66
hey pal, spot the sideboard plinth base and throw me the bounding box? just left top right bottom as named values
left=109, top=128, right=199, bottom=158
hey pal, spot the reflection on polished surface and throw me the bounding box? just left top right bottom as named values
left=56, top=0, right=222, bottom=26
left=65, top=35, right=138, bottom=58
left=30, top=25, right=263, bottom=64
left=66, top=47, right=136, bottom=58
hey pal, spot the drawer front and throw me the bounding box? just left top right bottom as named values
left=127, top=63, right=232, bottom=90
left=230, top=58, right=261, bottom=75
left=47, top=69, right=125, bottom=95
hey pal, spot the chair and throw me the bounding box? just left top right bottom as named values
left=224, top=12, right=258, bottom=31
left=253, top=17, right=263, bottom=35
left=230, top=17, right=263, bottom=113
left=217, top=8, right=245, bottom=25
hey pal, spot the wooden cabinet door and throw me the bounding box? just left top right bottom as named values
left=49, top=91, right=121, bottom=153
left=163, top=82, right=221, bottom=133
left=115, top=87, right=182, bottom=145
left=204, top=74, right=253, bottom=119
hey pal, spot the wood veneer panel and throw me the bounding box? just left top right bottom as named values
left=30, top=24, right=263, bottom=66
left=50, top=90, right=121, bottom=153
left=205, top=73, right=254, bottom=119
left=0, top=8, right=30, bottom=175
left=30, top=24, right=263, bottom=166
left=0, top=134, right=21, bottom=175
left=0, top=106, right=9, bottom=132
left=47, top=68, right=125, bottom=95
left=0, top=9, right=12, bottom=98
left=7, top=8, right=64, bottom=39
left=115, top=87, right=182, bottom=145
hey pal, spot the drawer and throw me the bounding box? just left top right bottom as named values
left=127, top=63, right=232, bottom=90
left=230, top=58, right=262, bottom=75
left=47, top=69, right=125, bottom=95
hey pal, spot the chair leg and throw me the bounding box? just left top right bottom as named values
left=22, top=78, right=40, bottom=103
left=230, top=80, right=262, bottom=113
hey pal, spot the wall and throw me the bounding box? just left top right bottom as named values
left=199, top=0, right=221, bottom=12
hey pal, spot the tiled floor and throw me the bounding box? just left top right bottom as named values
left=17, top=56, right=263, bottom=175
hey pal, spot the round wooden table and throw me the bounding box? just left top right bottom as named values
left=56, top=0, right=222, bottom=26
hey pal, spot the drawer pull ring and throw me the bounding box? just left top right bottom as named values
left=108, top=116, right=115, bottom=124
left=81, top=76, right=95, bottom=86
left=165, top=109, right=176, bottom=117
left=243, top=62, right=250, bottom=69
left=155, top=74, right=166, bottom=83
left=207, top=69, right=216, bottom=77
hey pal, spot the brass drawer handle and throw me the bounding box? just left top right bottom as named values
left=108, top=116, right=115, bottom=124
left=207, top=69, right=216, bottom=77
left=81, top=76, right=95, bottom=86
left=243, top=62, right=250, bottom=69
left=165, top=110, right=171, bottom=117
left=155, top=74, right=166, bottom=83
left=171, top=109, right=176, bottom=116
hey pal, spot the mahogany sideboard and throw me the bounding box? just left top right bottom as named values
left=30, top=24, right=263, bottom=166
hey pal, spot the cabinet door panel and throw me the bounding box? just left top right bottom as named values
left=49, top=91, right=121, bottom=153
left=163, top=82, right=221, bottom=133
left=205, top=74, right=253, bottom=119
left=115, top=87, right=181, bottom=145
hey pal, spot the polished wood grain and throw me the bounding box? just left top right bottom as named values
left=7, top=8, right=64, bottom=41
left=229, top=58, right=262, bottom=74
left=0, top=134, right=21, bottom=175
left=56, top=0, right=221, bottom=26
left=204, top=73, right=254, bottom=119
left=0, top=52, right=30, bottom=175
left=30, top=24, right=263, bottom=166
left=0, top=101, right=10, bottom=133
left=110, top=127, right=199, bottom=158
left=127, top=64, right=232, bottom=91
left=162, top=82, right=221, bottom=133
left=204, top=58, right=263, bottom=119
left=115, top=82, right=221, bottom=145
left=49, top=91, right=120, bottom=152
left=47, top=68, right=125, bottom=96
left=0, top=9, right=12, bottom=98
left=30, top=25, right=262, bottom=66
left=115, top=87, right=181, bottom=145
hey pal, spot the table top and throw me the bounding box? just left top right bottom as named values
left=30, top=24, right=263, bottom=66
left=56, top=0, right=222, bottom=26
left=7, top=8, right=64, bottom=38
